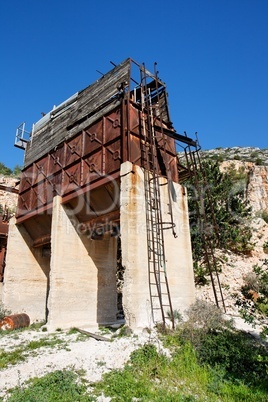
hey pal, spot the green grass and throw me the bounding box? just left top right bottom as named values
left=91, top=341, right=268, bottom=402
left=0, top=337, right=65, bottom=369
left=2, top=327, right=268, bottom=401
left=3, top=369, right=93, bottom=402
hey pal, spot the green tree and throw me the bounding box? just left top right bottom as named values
left=187, top=159, right=253, bottom=280
left=13, top=164, right=22, bottom=176
left=0, top=162, right=12, bottom=176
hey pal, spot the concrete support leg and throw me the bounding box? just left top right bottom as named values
left=160, top=179, right=195, bottom=317
left=2, top=217, right=49, bottom=322
left=120, top=162, right=152, bottom=330
left=120, top=162, right=195, bottom=331
left=47, top=196, right=117, bottom=330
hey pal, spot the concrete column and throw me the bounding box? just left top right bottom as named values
left=159, top=179, right=195, bottom=316
left=120, top=162, right=152, bottom=330
left=47, top=196, right=117, bottom=330
left=2, top=217, right=49, bottom=322
left=120, top=162, right=195, bottom=331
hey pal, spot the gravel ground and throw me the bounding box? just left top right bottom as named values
left=0, top=326, right=161, bottom=400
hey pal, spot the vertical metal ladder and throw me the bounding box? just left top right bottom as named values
left=140, top=65, right=175, bottom=329
left=184, top=144, right=226, bottom=312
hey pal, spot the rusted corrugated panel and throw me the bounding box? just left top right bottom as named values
left=0, top=217, right=8, bottom=237
left=17, top=104, right=123, bottom=220
left=24, top=59, right=131, bottom=168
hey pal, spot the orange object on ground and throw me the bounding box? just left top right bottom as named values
left=0, top=313, right=30, bottom=330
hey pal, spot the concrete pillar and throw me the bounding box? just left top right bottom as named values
left=47, top=196, right=117, bottom=330
left=120, top=162, right=195, bottom=331
left=120, top=162, right=151, bottom=330
left=2, top=217, right=49, bottom=322
left=159, top=179, right=195, bottom=316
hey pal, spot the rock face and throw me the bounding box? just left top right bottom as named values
left=247, top=165, right=268, bottom=213
left=0, top=176, right=19, bottom=214
left=220, top=160, right=268, bottom=214
left=194, top=150, right=268, bottom=332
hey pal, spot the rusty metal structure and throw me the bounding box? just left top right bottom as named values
left=17, top=59, right=195, bottom=226
left=0, top=187, right=19, bottom=282
left=0, top=210, right=9, bottom=282
left=14, top=58, right=225, bottom=326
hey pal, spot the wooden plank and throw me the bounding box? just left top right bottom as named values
left=75, top=327, right=111, bottom=342
left=24, top=59, right=131, bottom=168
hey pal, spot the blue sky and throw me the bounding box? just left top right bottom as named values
left=1, top=0, right=267, bottom=169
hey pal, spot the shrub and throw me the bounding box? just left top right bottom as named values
left=187, top=159, right=253, bottom=283
left=0, top=162, right=12, bottom=176
left=6, top=369, right=92, bottom=402
left=263, top=241, right=268, bottom=253
left=261, top=211, right=268, bottom=223
left=235, top=260, right=268, bottom=332
left=179, top=300, right=233, bottom=348
left=195, top=329, right=268, bottom=388
left=0, top=303, right=11, bottom=320
left=184, top=299, right=231, bottom=332
left=255, top=158, right=263, bottom=166
left=242, top=271, right=259, bottom=293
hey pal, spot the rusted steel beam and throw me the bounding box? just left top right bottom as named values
left=83, top=209, right=120, bottom=227
left=0, top=185, right=19, bottom=194
left=154, top=126, right=197, bottom=147
left=31, top=210, right=120, bottom=246
left=16, top=202, right=54, bottom=224
left=0, top=218, right=9, bottom=236
left=32, top=234, right=51, bottom=248
left=61, top=171, right=120, bottom=204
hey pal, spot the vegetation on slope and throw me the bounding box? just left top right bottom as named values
left=234, top=258, right=268, bottom=337
left=201, top=146, right=268, bottom=166
left=186, top=157, right=268, bottom=333
left=186, top=159, right=253, bottom=285
left=0, top=162, right=21, bottom=177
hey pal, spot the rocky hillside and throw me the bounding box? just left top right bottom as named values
left=220, top=160, right=268, bottom=214
left=201, top=146, right=268, bottom=166
left=193, top=148, right=268, bottom=334
left=0, top=176, right=18, bottom=214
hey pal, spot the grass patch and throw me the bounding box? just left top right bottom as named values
left=4, top=369, right=93, bottom=402
left=2, top=305, right=268, bottom=402
left=0, top=337, right=65, bottom=369
left=90, top=340, right=268, bottom=401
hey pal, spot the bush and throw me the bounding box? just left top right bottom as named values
left=179, top=300, right=233, bottom=346
left=173, top=301, right=268, bottom=392
left=255, top=158, right=263, bottom=166
left=6, top=369, right=92, bottom=401
left=263, top=241, right=268, bottom=253
left=187, top=159, right=253, bottom=283
left=0, top=162, right=12, bottom=176
left=195, top=329, right=268, bottom=388
left=12, top=165, right=22, bottom=177
left=242, top=271, right=259, bottom=293
left=184, top=299, right=231, bottom=332
left=261, top=211, right=268, bottom=223
left=0, top=303, right=11, bottom=320
left=235, top=260, right=268, bottom=333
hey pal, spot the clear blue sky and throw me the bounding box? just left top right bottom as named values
left=1, top=0, right=267, bottom=169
